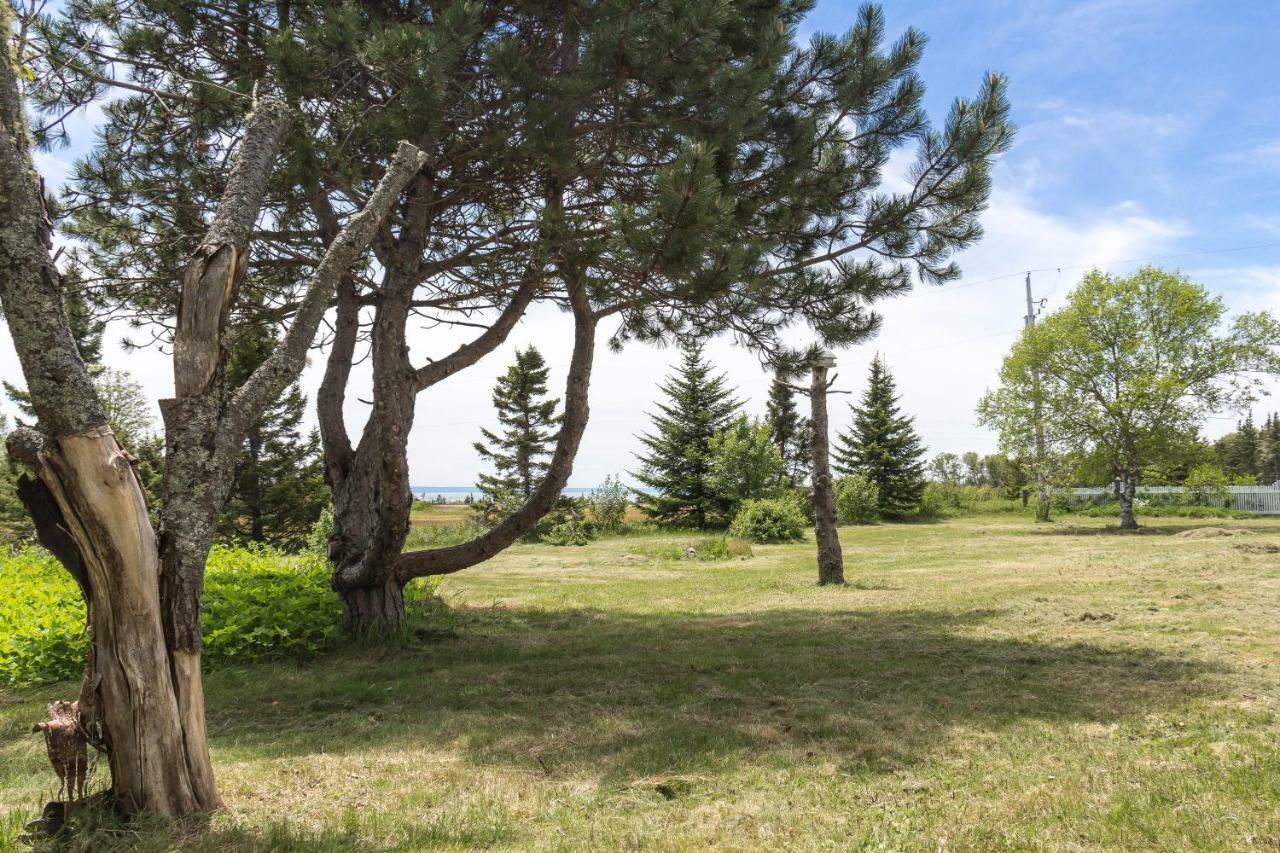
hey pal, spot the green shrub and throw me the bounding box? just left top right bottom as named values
left=729, top=496, right=807, bottom=543
left=588, top=475, right=629, bottom=532
left=542, top=521, right=591, bottom=546
left=835, top=474, right=879, bottom=525
left=0, top=543, right=345, bottom=687
left=1183, top=464, right=1231, bottom=506
left=917, top=482, right=965, bottom=518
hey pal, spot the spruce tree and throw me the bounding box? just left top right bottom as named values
left=218, top=326, right=329, bottom=549
left=765, top=376, right=811, bottom=486
left=475, top=347, right=562, bottom=502
left=1261, top=413, right=1280, bottom=483
left=1219, top=413, right=1261, bottom=478
left=631, top=342, right=742, bottom=527
left=834, top=356, right=927, bottom=517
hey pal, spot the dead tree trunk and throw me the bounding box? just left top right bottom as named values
left=1, top=53, right=424, bottom=813
left=809, top=360, right=845, bottom=586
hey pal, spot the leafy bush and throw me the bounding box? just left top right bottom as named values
left=917, top=481, right=966, bottom=518
left=588, top=475, right=629, bottom=532
left=707, top=417, right=786, bottom=515
left=1183, top=464, right=1231, bottom=506
left=729, top=496, right=807, bottom=543
left=542, top=521, right=591, bottom=546
left=835, top=473, right=879, bottom=525
left=0, top=543, right=345, bottom=687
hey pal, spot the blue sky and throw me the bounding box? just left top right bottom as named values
left=8, top=0, right=1280, bottom=486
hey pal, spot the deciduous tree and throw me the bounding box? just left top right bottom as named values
left=979, top=267, right=1280, bottom=530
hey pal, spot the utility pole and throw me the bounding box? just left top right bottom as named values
left=1025, top=272, right=1050, bottom=521
left=809, top=351, right=845, bottom=585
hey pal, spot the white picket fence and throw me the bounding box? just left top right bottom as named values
left=1069, top=485, right=1280, bottom=514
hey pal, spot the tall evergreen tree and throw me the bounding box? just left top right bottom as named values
left=1216, top=412, right=1261, bottom=478
left=475, top=347, right=562, bottom=502
left=765, top=376, right=811, bottom=486
left=834, top=356, right=927, bottom=516
left=1261, top=413, right=1280, bottom=483
left=631, top=342, right=742, bottom=527
left=218, top=327, right=329, bottom=549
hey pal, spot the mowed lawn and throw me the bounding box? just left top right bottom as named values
left=4, top=516, right=1280, bottom=850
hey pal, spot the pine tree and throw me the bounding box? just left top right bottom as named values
left=1219, top=413, right=1261, bottom=478
left=218, top=327, right=329, bottom=549
left=631, top=342, right=742, bottom=527
left=1261, top=413, right=1280, bottom=484
left=834, top=356, right=927, bottom=517
left=765, top=376, right=811, bottom=486
left=474, top=347, right=562, bottom=502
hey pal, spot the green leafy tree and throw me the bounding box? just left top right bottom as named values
left=980, top=266, right=1280, bottom=529
left=834, top=356, right=927, bottom=517
left=928, top=452, right=964, bottom=483
left=632, top=342, right=742, bottom=527
left=765, top=376, right=811, bottom=486
left=474, top=347, right=562, bottom=505
left=708, top=416, right=786, bottom=517
left=218, top=328, right=329, bottom=550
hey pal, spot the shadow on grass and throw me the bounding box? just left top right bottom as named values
left=203, top=605, right=1218, bottom=783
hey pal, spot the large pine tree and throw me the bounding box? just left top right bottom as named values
left=219, top=327, right=329, bottom=549
left=834, top=356, right=927, bottom=517
left=765, top=375, right=811, bottom=487
left=475, top=347, right=562, bottom=502
left=632, top=342, right=742, bottom=527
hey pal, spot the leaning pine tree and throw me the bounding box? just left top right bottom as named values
left=475, top=346, right=562, bottom=503
left=835, top=356, right=927, bottom=517
left=632, top=342, right=742, bottom=528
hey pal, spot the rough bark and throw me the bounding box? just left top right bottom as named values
left=809, top=365, right=845, bottom=586
left=2, top=51, right=201, bottom=815
left=1118, top=470, right=1138, bottom=530
left=323, top=278, right=540, bottom=634
left=3, top=45, right=426, bottom=814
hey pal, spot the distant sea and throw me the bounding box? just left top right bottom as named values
left=412, top=485, right=596, bottom=502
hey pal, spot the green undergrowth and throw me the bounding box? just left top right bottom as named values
left=0, top=544, right=347, bottom=687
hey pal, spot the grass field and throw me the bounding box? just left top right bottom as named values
left=3, top=515, right=1280, bottom=850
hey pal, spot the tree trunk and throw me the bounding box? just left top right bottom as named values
left=809, top=361, right=844, bottom=586
left=1034, top=472, right=1051, bottom=522
left=339, top=580, right=407, bottom=636
left=1118, top=471, right=1138, bottom=530
left=10, top=429, right=211, bottom=814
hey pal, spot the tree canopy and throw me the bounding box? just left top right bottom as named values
left=978, top=266, right=1280, bottom=528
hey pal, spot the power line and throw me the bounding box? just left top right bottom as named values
left=903, top=238, right=1280, bottom=299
